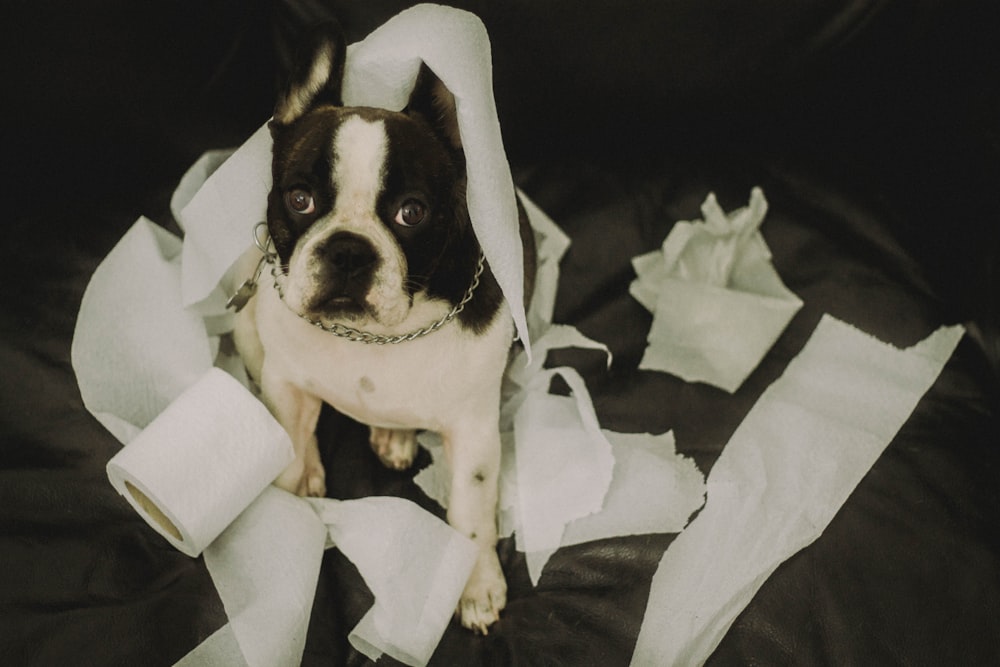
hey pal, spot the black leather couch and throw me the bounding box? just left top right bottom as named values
left=4, top=1, right=999, bottom=665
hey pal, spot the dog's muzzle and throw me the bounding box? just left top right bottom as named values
left=310, top=232, right=378, bottom=312
left=229, top=222, right=487, bottom=345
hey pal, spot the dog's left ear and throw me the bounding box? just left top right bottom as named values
left=406, top=64, right=463, bottom=155
left=272, top=21, right=347, bottom=126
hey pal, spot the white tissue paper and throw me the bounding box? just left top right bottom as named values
left=190, top=488, right=476, bottom=667
left=179, top=123, right=272, bottom=317
left=414, top=280, right=621, bottom=585
left=202, top=486, right=328, bottom=667
left=517, top=192, right=571, bottom=338
left=308, top=497, right=478, bottom=666
left=630, top=315, right=964, bottom=666
left=557, top=431, right=704, bottom=552
left=513, top=367, right=616, bottom=583
left=631, top=187, right=803, bottom=392
left=170, top=148, right=236, bottom=232
left=417, top=426, right=707, bottom=587
left=179, top=3, right=530, bottom=352
left=71, top=217, right=214, bottom=444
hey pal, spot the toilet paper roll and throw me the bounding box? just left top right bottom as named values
left=106, top=368, right=294, bottom=557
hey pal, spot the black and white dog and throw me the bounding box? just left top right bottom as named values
left=231, top=23, right=534, bottom=633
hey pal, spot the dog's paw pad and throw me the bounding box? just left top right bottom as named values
left=369, top=427, right=417, bottom=470
left=458, top=558, right=507, bottom=635
left=275, top=456, right=326, bottom=498
left=302, top=464, right=326, bottom=497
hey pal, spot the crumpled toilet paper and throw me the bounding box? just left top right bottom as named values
left=179, top=3, right=530, bottom=352
left=631, top=187, right=803, bottom=392
left=630, top=315, right=964, bottom=666
left=487, top=191, right=625, bottom=583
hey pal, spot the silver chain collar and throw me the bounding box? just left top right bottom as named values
left=228, top=223, right=485, bottom=345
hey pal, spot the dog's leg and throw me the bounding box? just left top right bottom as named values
left=369, top=427, right=418, bottom=470
left=260, top=366, right=326, bottom=497
left=443, top=422, right=506, bottom=634
left=231, top=264, right=324, bottom=496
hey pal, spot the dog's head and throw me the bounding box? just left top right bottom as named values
left=266, top=22, right=486, bottom=329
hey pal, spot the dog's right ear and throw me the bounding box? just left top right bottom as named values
left=272, top=22, right=346, bottom=126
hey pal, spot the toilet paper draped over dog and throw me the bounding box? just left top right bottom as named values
left=179, top=3, right=530, bottom=351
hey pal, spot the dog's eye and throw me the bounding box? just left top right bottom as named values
left=285, top=188, right=315, bottom=215
left=394, top=199, right=427, bottom=227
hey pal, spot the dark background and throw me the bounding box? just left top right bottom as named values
left=3, top=2, right=999, bottom=665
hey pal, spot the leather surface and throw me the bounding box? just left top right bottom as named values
left=2, top=2, right=998, bottom=665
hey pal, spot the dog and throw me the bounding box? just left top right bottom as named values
left=230, top=22, right=535, bottom=634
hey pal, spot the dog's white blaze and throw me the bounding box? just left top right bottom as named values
left=332, top=115, right=388, bottom=208
left=282, top=115, right=411, bottom=325
left=327, top=116, right=409, bottom=324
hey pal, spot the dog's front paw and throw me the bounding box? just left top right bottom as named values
left=369, top=427, right=418, bottom=470
left=274, top=436, right=327, bottom=497
left=458, top=550, right=507, bottom=635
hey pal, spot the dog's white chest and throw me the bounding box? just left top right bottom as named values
left=298, top=335, right=447, bottom=430
left=254, top=283, right=512, bottom=433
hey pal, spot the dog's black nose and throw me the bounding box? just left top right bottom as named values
left=320, top=232, right=377, bottom=278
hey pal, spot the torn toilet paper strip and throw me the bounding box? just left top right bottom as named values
left=177, top=121, right=271, bottom=318
left=308, top=497, right=478, bottom=665
left=416, top=427, right=707, bottom=587
left=557, top=431, right=704, bottom=553
left=630, top=315, right=964, bottom=666
left=202, top=487, right=328, bottom=667
left=71, top=217, right=214, bottom=444
left=170, top=148, right=235, bottom=232
left=631, top=187, right=802, bottom=392
left=516, top=191, right=571, bottom=339
left=179, top=4, right=530, bottom=351
left=199, top=488, right=475, bottom=667
left=513, top=367, right=616, bottom=583
left=175, top=487, right=476, bottom=667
